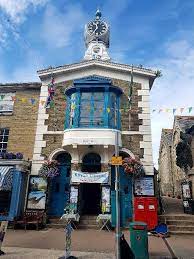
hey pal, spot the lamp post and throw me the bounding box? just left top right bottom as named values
left=115, top=130, right=121, bottom=259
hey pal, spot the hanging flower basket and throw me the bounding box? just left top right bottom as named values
left=122, top=157, right=145, bottom=178
left=38, top=160, right=60, bottom=179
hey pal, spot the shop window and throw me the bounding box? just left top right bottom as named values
left=0, top=128, right=9, bottom=153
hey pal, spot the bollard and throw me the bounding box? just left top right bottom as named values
left=130, top=221, right=149, bottom=259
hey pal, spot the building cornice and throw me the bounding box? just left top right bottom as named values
left=37, top=60, right=157, bottom=88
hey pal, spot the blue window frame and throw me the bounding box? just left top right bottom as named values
left=64, top=77, right=122, bottom=130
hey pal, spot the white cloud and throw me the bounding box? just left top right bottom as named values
left=41, top=4, right=87, bottom=48
left=150, top=35, right=194, bottom=168
left=0, top=0, right=49, bottom=24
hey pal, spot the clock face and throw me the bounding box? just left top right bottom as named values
left=87, top=21, right=107, bottom=36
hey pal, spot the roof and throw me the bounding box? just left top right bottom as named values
left=0, top=82, right=41, bottom=90
left=174, top=116, right=194, bottom=132
left=37, top=60, right=158, bottom=88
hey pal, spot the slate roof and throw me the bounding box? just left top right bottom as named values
left=175, top=116, right=194, bottom=132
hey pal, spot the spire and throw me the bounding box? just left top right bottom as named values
left=95, top=8, right=102, bottom=20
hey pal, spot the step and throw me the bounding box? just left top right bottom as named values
left=164, top=220, right=194, bottom=226
left=79, top=219, right=97, bottom=224
left=168, top=225, right=194, bottom=232
left=78, top=224, right=98, bottom=229
left=80, top=215, right=97, bottom=220
left=159, top=215, right=194, bottom=221
left=169, top=230, right=194, bottom=235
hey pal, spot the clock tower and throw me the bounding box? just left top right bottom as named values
left=84, top=9, right=111, bottom=61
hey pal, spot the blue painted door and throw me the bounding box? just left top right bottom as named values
left=111, top=166, right=133, bottom=227
left=48, top=165, right=70, bottom=217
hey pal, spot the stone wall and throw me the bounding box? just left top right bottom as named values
left=112, top=79, right=142, bottom=131
left=0, top=85, right=40, bottom=160
left=41, top=134, right=63, bottom=159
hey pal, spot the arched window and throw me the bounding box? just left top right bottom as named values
left=55, top=152, right=71, bottom=165
left=82, top=153, right=101, bottom=172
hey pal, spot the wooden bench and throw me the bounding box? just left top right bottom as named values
left=13, top=210, right=46, bottom=230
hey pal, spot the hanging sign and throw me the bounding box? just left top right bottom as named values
left=71, top=171, right=109, bottom=184
left=111, top=156, right=123, bottom=165
left=0, top=221, right=8, bottom=254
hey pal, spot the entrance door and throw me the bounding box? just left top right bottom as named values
left=48, top=153, right=71, bottom=217
left=80, top=183, right=101, bottom=215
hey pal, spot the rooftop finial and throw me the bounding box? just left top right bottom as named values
left=95, top=8, right=101, bottom=20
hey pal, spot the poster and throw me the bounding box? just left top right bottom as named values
left=182, top=182, right=192, bottom=199
left=134, top=177, right=154, bottom=196
left=27, top=176, right=47, bottom=210
left=0, top=221, right=8, bottom=251
left=71, top=171, right=109, bottom=184
left=70, top=186, right=78, bottom=204
left=101, top=186, right=110, bottom=213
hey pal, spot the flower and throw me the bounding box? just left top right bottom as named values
left=122, top=157, right=145, bottom=178
left=38, top=160, right=59, bottom=179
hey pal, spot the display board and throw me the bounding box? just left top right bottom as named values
left=26, top=176, right=47, bottom=210
left=101, top=186, right=110, bottom=213
left=181, top=181, right=192, bottom=199
left=134, top=176, right=154, bottom=196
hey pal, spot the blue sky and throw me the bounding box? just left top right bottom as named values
left=0, top=0, right=194, bottom=166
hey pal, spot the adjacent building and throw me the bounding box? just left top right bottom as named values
left=159, top=116, right=194, bottom=197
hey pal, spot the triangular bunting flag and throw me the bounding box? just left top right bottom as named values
left=30, top=98, right=36, bottom=105
left=173, top=108, right=176, bottom=114
left=180, top=108, right=184, bottom=113
left=188, top=107, right=193, bottom=113
left=107, top=107, right=110, bottom=113
left=0, top=95, right=5, bottom=100
left=159, top=109, right=162, bottom=113
left=152, top=109, right=156, bottom=113
left=21, top=98, right=27, bottom=103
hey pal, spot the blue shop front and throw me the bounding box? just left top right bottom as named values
left=0, top=161, right=30, bottom=221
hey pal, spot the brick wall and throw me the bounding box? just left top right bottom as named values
left=0, top=85, right=40, bottom=160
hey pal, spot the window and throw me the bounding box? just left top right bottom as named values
left=79, top=92, right=105, bottom=127
left=0, top=128, right=9, bottom=153
left=0, top=93, right=15, bottom=114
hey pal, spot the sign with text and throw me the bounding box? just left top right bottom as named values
left=111, top=156, right=123, bottom=165
left=71, top=171, right=109, bottom=184
left=134, top=177, right=154, bottom=196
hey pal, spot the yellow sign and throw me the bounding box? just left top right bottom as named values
left=111, top=156, right=123, bottom=165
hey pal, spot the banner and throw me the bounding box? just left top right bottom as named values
left=71, top=171, right=109, bottom=184
left=101, top=186, right=111, bottom=213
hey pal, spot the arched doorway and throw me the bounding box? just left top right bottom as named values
left=111, top=151, right=133, bottom=226
left=81, top=152, right=101, bottom=172
left=80, top=152, right=101, bottom=215
left=48, top=152, right=71, bottom=217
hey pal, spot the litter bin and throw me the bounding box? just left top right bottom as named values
left=130, top=221, right=149, bottom=259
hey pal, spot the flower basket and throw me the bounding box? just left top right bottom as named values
left=122, top=157, right=145, bottom=178
left=38, top=160, right=60, bottom=179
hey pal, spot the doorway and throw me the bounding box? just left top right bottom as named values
left=80, top=183, right=101, bottom=215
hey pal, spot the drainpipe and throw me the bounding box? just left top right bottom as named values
left=169, top=145, right=175, bottom=197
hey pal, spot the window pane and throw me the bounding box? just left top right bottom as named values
left=81, top=92, right=91, bottom=100
left=0, top=128, right=9, bottom=153
left=93, top=92, right=104, bottom=101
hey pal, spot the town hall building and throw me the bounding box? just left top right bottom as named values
left=0, top=10, right=157, bottom=226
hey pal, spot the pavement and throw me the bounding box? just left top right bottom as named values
left=1, top=228, right=194, bottom=259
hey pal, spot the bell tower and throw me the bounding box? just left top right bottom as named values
left=84, top=9, right=110, bottom=61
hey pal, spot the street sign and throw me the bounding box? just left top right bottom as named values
left=111, top=156, right=123, bottom=165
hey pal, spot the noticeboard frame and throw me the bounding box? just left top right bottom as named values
left=133, top=175, right=155, bottom=197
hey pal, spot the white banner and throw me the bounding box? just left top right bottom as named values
left=71, top=171, right=109, bottom=184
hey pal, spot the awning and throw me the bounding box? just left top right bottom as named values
left=0, top=166, right=13, bottom=191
